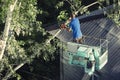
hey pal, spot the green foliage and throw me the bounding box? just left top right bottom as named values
left=0, top=0, right=62, bottom=80
left=107, top=2, right=120, bottom=27
left=57, top=10, right=68, bottom=23
left=12, top=0, right=38, bottom=36
left=0, top=0, right=64, bottom=80
left=64, top=0, right=81, bottom=13
left=55, top=1, right=64, bottom=9
left=97, top=0, right=120, bottom=27
left=68, top=0, right=82, bottom=12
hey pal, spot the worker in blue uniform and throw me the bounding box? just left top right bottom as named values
left=69, top=13, right=83, bottom=43
left=61, top=12, right=83, bottom=43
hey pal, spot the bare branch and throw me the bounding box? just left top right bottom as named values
left=46, top=29, right=61, bottom=44
left=65, top=0, right=76, bottom=12
left=76, top=1, right=99, bottom=15
left=2, top=62, right=25, bottom=80
left=84, top=1, right=99, bottom=9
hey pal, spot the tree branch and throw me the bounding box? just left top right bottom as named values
left=46, top=29, right=61, bottom=44
left=65, top=0, right=76, bottom=12
left=76, top=1, right=99, bottom=15
left=0, top=0, right=18, bottom=60
left=84, top=1, right=99, bottom=9
left=2, top=62, right=25, bottom=80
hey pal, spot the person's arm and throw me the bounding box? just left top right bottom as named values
left=60, top=17, right=71, bottom=30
